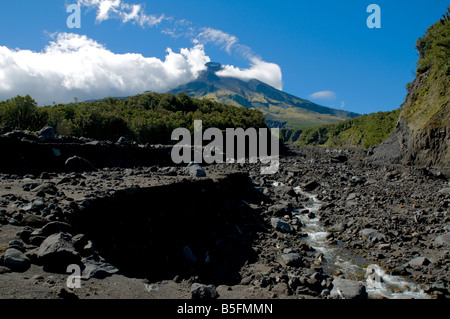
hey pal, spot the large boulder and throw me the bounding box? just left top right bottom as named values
left=191, top=283, right=219, bottom=299
left=37, top=232, right=81, bottom=272
left=81, top=258, right=119, bottom=279
left=271, top=218, right=291, bottom=233
left=360, top=228, right=386, bottom=243
left=65, top=156, right=95, bottom=173
left=4, top=248, right=31, bottom=272
left=330, top=278, right=368, bottom=299
left=185, top=162, right=206, bottom=177
left=278, top=253, right=303, bottom=267
left=435, top=233, right=450, bottom=246
left=38, top=126, right=57, bottom=141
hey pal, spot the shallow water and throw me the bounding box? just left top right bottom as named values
left=278, top=183, right=430, bottom=299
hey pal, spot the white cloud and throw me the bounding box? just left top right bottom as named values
left=217, top=57, right=283, bottom=91
left=0, top=33, right=209, bottom=105
left=194, top=28, right=239, bottom=55
left=308, top=90, right=336, bottom=100
left=77, top=0, right=165, bottom=27
left=0, top=1, right=285, bottom=104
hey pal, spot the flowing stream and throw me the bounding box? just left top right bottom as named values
left=274, top=182, right=429, bottom=299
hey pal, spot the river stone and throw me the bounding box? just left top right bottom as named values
left=22, top=214, right=48, bottom=228
left=191, top=283, right=219, bottom=299
left=268, top=204, right=289, bottom=217
left=37, top=232, right=80, bottom=272
left=279, top=253, right=303, bottom=267
left=65, top=156, right=96, bottom=173
left=38, top=126, right=56, bottom=141
left=185, top=162, right=206, bottom=177
left=360, top=228, right=386, bottom=242
left=435, top=233, right=450, bottom=246
left=81, top=258, right=119, bottom=279
left=4, top=248, right=31, bottom=272
left=271, top=218, right=291, bottom=233
left=330, top=278, right=368, bottom=299
left=42, top=221, right=72, bottom=236
left=407, top=256, right=431, bottom=267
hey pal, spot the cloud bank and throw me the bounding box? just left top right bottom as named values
left=0, top=0, right=283, bottom=105
left=0, top=33, right=209, bottom=105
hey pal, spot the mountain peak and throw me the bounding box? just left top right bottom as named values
left=205, top=62, right=222, bottom=72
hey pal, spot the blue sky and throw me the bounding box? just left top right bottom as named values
left=0, top=1, right=447, bottom=115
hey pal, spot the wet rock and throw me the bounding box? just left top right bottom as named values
left=37, top=232, right=80, bottom=272
left=270, top=218, right=291, bottom=233
left=330, top=278, right=368, bottom=299
left=4, top=248, right=31, bottom=272
left=191, top=283, right=219, bottom=299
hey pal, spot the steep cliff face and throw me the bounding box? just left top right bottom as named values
left=371, top=12, right=450, bottom=169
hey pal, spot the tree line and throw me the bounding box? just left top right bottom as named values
left=0, top=92, right=267, bottom=144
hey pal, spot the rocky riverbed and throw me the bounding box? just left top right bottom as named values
left=0, top=133, right=449, bottom=299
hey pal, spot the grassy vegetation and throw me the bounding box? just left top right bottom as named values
left=0, top=92, right=267, bottom=144
left=403, top=9, right=450, bottom=131
left=287, top=108, right=402, bottom=149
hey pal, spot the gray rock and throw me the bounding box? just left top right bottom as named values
left=81, top=258, right=119, bottom=279
left=407, top=257, right=431, bottom=267
left=435, top=233, right=450, bottom=246
left=0, top=266, right=12, bottom=274
left=279, top=253, right=303, bottom=267
left=268, top=204, right=289, bottom=217
left=191, top=283, right=219, bottom=299
left=360, top=228, right=386, bottom=242
left=330, top=278, right=368, bottom=299
left=38, top=233, right=80, bottom=272
left=34, top=183, right=58, bottom=196
left=185, top=162, right=206, bottom=177
left=438, top=187, right=450, bottom=194
left=271, top=218, right=291, bottom=233
left=65, top=156, right=96, bottom=173
left=42, top=221, right=72, bottom=236
left=302, top=181, right=320, bottom=191
left=8, top=240, right=25, bottom=252
left=38, top=126, right=56, bottom=141
left=21, top=214, right=48, bottom=228
left=4, top=248, right=31, bottom=272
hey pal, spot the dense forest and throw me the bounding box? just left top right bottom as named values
left=0, top=92, right=267, bottom=144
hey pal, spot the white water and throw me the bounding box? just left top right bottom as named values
left=273, top=182, right=429, bottom=299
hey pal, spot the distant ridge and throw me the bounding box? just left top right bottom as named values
left=170, top=62, right=359, bottom=129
